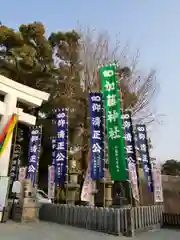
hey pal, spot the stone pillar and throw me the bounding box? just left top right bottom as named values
left=89, top=181, right=97, bottom=206
left=21, top=179, right=39, bottom=222
left=105, top=181, right=114, bottom=207
left=101, top=178, right=114, bottom=207
left=100, top=167, right=114, bottom=207
left=65, top=159, right=80, bottom=204
left=0, top=94, right=17, bottom=222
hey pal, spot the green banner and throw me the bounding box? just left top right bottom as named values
left=99, top=64, right=128, bottom=181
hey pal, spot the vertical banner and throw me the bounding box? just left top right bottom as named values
left=89, top=92, right=104, bottom=179
left=48, top=165, right=55, bottom=199
left=99, top=65, right=128, bottom=181
left=136, top=124, right=153, bottom=192
left=27, top=126, right=41, bottom=185
left=123, top=111, right=139, bottom=201
left=81, top=165, right=92, bottom=202
left=55, top=109, right=68, bottom=185
left=49, top=138, right=56, bottom=193
left=151, top=159, right=163, bottom=202
left=52, top=138, right=56, bottom=166
left=18, top=167, right=27, bottom=181
left=10, top=144, right=21, bottom=184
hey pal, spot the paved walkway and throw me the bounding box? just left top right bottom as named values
left=134, top=228, right=180, bottom=240
left=0, top=221, right=179, bottom=240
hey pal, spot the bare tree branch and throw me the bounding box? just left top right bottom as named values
left=78, top=26, right=161, bottom=125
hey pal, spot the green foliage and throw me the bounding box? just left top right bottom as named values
left=162, top=159, right=180, bottom=176
left=0, top=22, right=54, bottom=90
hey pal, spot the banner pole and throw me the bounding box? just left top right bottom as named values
left=135, top=147, right=143, bottom=206
left=135, top=124, right=153, bottom=204
left=133, top=127, right=143, bottom=205
left=119, top=81, right=134, bottom=207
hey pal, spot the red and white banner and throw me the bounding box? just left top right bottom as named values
left=128, top=162, right=140, bottom=202
left=48, top=165, right=55, bottom=199
left=151, top=161, right=163, bottom=202
left=81, top=166, right=92, bottom=202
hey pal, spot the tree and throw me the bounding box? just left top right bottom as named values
left=48, top=29, right=90, bottom=175
left=77, top=27, right=159, bottom=169
left=0, top=22, right=90, bottom=197
left=0, top=22, right=160, bottom=201
left=0, top=22, right=85, bottom=167
left=0, top=22, right=83, bottom=111
left=0, top=22, right=56, bottom=91
left=78, top=27, right=159, bottom=125
left=0, top=22, right=57, bottom=166
left=162, top=159, right=180, bottom=176
left=77, top=27, right=160, bottom=204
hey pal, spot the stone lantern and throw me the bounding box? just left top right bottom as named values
left=65, top=157, right=80, bottom=204
left=100, top=167, right=114, bottom=207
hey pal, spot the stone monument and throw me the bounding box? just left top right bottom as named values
left=66, top=158, right=80, bottom=204
left=101, top=167, right=114, bottom=207
left=21, top=179, right=39, bottom=222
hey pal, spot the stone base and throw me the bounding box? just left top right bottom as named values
left=65, top=183, right=80, bottom=190
left=0, top=209, right=8, bottom=223
left=65, top=184, right=80, bottom=204
left=89, top=193, right=96, bottom=206
left=21, top=198, right=39, bottom=223
left=23, top=197, right=37, bottom=205
left=105, top=181, right=113, bottom=207
left=21, top=207, right=39, bottom=223
left=105, top=199, right=112, bottom=207
left=0, top=212, right=3, bottom=222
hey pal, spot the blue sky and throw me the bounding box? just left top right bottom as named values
left=0, top=0, right=179, bottom=162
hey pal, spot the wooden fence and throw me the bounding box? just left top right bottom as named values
left=39, top=204, right=163, bottom=237
left=132, top=206, right=163, bottom=234
left=163, top=212, right=180, bottom=228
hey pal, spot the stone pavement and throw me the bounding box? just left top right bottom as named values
left=0, top=221, right=179, bottom=240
